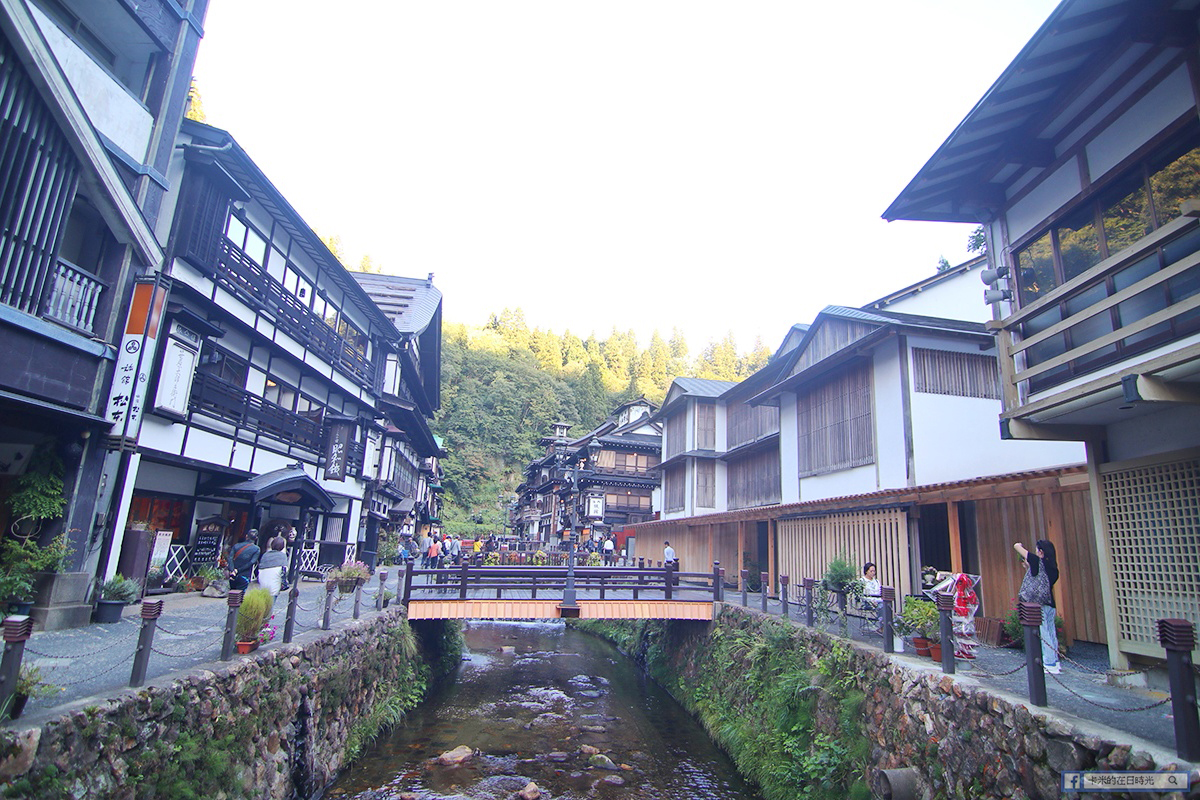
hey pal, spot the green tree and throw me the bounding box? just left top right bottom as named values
left=185, top=78, right=206, bottom=122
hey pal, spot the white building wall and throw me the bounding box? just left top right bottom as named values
left=779, top=391, right=800, bottom=503
left=872, top=345, right=909, bottom=489
left=875, top=265, right=991, bottom=323
left=1006, top=161, right=1083, bottom=243
left=799, top=463, right=879, bottom=501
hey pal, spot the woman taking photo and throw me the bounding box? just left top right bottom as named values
left=1014, top=539, right=1060, bottom=674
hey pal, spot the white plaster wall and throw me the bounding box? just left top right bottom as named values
left=779, top=393, right=800, bottom=503
left=877, top=266, right=991, bottom=323
left=910, top=393, right=1084, bottom=483
left=138, top=415, right=185, bottom=455
left=873, top=346, right=908, bottom=489
left=1085, top=65, right=1193, bottom=179
left=1006, top=160, right=1083, bottom=243
left=798, top=463, right=880, bottom=501
left=31, top=5, right=152, bottom=161
left=182, top=428, right=234, bottom=467
left=1106, top=405, right=1200, bottom=463
left=133, top=462, right=197, bottom=495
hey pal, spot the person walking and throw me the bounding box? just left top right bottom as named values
left=256, top=536, right=288, bottom=598
left=663, top=541, right=676, bottom=567
left=1014, top=539, right=1061, bottom=674
left=603, top=536, right=615, bottom=566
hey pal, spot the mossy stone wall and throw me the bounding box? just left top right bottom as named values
left=0, top=610, right=460, bottom=799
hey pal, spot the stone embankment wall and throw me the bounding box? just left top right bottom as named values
left=0, top=609, right=459, bottom=799
left=574, top=605, right=1188, bottom=800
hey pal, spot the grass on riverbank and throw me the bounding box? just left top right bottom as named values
left=575, top=610, right=871, bottom=800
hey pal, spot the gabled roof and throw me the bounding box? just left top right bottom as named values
left=748, top=306, right=990, bottom=405
left=670, top=377, right=739, bottom=398
left=198, top=464, right=335, bottom=510
left=864, top=256, right=987, bottom=311
left=884, top=0, right=1199, bottom=223
left=351, top=272, right=442, bottom=336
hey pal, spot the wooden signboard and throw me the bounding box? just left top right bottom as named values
left=190, top=531, right=222, bottom=565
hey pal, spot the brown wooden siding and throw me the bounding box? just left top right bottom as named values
left=797, top=362, right=874, bottom=477
left=974, top=490, right=1104, bottom=644
left=912, top=347, right=1001, bottom=399
left=791, top=318, right=878, bottom=375
left=727, top=447, right=781, bottom=510
left=664, top=412, right=686, bottom=459
left=696, top=460, right=716, bottom=508
left=727, top=398, right=779, bottom=449
left=696, top=402, right=716, bottom=450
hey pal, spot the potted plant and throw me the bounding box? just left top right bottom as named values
left=584, top=551, right=602, bottom=567
left=5, top=447, right=66, bottom=538
left=235, top=588, right=273, bottom=653
left=0, top=533, right=72, bottom=613
left=896, top=597, right=938, bottom=657
left=822, top=552, right=858, bottom=594
left=382, top=589, right=395, bottom=608
left=327, top=561, right=371, bottom=593
left=94, top=575, right=140, bottom=623
left=7, top=664, right=59, bottom=719
left=531, top=549, right=549, bottom=566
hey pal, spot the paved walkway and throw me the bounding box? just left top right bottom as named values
left=4, top=577, right=1192, bottom=767
left=9, top=576, right=394, bottom=723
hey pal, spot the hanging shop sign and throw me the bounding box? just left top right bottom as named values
left=105, top=278, right=169, bottom=446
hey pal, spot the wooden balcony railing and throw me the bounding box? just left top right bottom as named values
left=189, top=372, right=322, bottom=450
left=42, top=258, right=107, bottom=334
left=999, top=210, right=1200, bottom=403
left=214, top=241, right=375, bottom=386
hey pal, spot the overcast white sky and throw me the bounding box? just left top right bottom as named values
left=192, top=1, right=1059, bottom=352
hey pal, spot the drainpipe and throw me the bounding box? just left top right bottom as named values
left=873, top=767, right=920, bottom=800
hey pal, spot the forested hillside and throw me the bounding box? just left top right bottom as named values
left=431, top=310, right=773, bottom=536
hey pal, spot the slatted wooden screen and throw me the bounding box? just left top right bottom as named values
left=728, top=447, right=781, bottom=510
left=973, top=492, right=1103, bottom=644
left=696, top=402, right=716, bottom=450
left=775, top=508, right=909, bottom=599
left=664, top=464, right=685, bottom=512
left=912, top=348, right=1001, bottom=399
left=664, top=412, right=686, bottom=459
left=1100, top=454, right=1200, bottom=657
left=727, top=398, right=780, bottom=449
left=695, top=460, right=716, bottom=508
left=797, top=362, right=874, bottom=477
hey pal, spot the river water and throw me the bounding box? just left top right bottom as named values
left=327, top=620, right=761, bottom=800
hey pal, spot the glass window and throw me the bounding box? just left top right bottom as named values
left=243, top=227, right=267, bottom=265
left=1064, top=282, right=1116, bottom=368
left=225, top=214, right=247, bottom=247
left=338, top=318, right=368, bottom=357
left=1017, top=231, right=1056, bottom=305
left=197, top=343, right=247, bottom=386
left=1114, top=254, right=1170, bottom=347
left=1149, top=143, right=1200, bottom=228
left=264, top=379, right=296, bottom=411
left=1100, top=173, right=1152, bottom=256
left=1056, top=207, right=1101, bottom=281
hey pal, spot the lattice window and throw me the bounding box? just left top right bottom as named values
left=912, top=348, right=1001, bottom=399
left=1101, top=455, right=1200, bottom=655
left=797, top=361, right=874, bottom=476
left=696, top=460, right=715, bottom=508
left=164, top=545, right=189, bottom=583
left=664, top=464, right=685, bottom=512
left=696, top=402, right=716, bottom=450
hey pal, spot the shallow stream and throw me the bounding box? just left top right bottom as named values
left=326, top=620, right=761, bottom=800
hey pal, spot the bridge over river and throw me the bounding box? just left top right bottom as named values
left=401, top=562, right=722, bottom=621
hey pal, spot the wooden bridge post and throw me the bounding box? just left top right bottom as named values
left=403, top=560, right=414, bottom=605
left=634, top=570, right=642, bottom=600
left=323, top=580, right=335, bottom=631
left=760, top=572, right=769, bottom=613
left=741, top=570, right=749, bottom=606
left=717, top=566, right=725, bottom=602
left=459, top=562, right=469, bottom=600
left=665, top=563, right=673, bottom=601
left=600, top=575, right=606, bottom=600
left=376, top=569, right=389, bottom=612
left=779, top=575, right=789, bottom=619
left=712, top=562, right=721, bottom=602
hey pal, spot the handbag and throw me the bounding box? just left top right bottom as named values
left=1018, top=560, right=1051, bottom=605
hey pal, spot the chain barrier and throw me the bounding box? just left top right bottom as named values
left=25, top=628, right=140, bottom=660
left=962, top=658, right=1027, bottom=677
left=1046, top=671, right=1172, bottom=713
left=48, top=653, right=136, bottom=687
left=150, top=635, right=225, bottom=660
left=156, top=619, right=224, bottom=638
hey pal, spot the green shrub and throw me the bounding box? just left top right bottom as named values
left=100, top=575, right=140, bottom=603
left=235, top=588, right=273, bottom=641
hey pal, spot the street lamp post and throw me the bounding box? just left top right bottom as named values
left=561, top=438, right=602, bottom=610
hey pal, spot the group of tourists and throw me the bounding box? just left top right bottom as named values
left=225, top=527, right=292, bottom=598
left=403, top=531, right=466, bottom=569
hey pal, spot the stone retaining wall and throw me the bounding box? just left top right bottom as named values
left=577, top=605, right=1191, bottom=800
left=0, top=608, right=454, bottom=799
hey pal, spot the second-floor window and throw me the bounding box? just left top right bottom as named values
left=696, top=402, right=716, bottom=450
left=1015, top=127, right=1200, bottom=306
left=664, top=464, right=685, bottom=512
left=696, top=460, right=716, bottom=508
left=797, top=362, right=874, bottom=477
left=197, top=344, right=247, bottom=386
left=664, top=413, right=687, bottom=459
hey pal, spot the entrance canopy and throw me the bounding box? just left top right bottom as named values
left=199, top=464, right=335, bottom=511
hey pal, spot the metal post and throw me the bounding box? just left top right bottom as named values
left=804, top=578, right=815, bottom=627
left=562, top=469, right=579, bottom=609
left=779, top=574, right=789, bottom=619
left=323, top=580, right=336, bottom=630
left=717, top=567, right=725, bottom=602
left=0, top=616, right=33, bottom=716
left=760, top=572, right=769, bottom=612
left=1157, top=619, right=1200, bottom=760
left=129, top=599, right=164, bottom=687
left=283, top=580, right=300, bottom=644
left=741, top=570, right=749, bottom=607
left=403, top=559, right=414, bottom=605
left=935, top=592, right=954, bottom=674
left=220, top=590, right=244, bottom=661
left=882, top=587, right=896, bottom=654
left=665, top=562, right=674, bottom=601
left=712, top=562, right=721, bottom=602
left=1019, top=601, right=1047, bottom=706
left=353, top=581, right=362, bottom=620
left=376, top=569, right=389, bottom=611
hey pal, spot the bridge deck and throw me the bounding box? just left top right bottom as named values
left=406, top=598, right=714, bottom=620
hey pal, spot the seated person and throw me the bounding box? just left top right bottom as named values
left=861, top=562, right=884, bottom=631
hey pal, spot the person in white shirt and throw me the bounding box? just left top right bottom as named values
left=663, top=541, right=676, bottom=566
left=603, top=536, right=615, bottom=566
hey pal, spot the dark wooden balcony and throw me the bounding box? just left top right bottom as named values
left=995, top=207, right=1200, bottom=428
left=189, top=372, right=322, bottom=450
left=214, top=241, right=375, bottom=386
